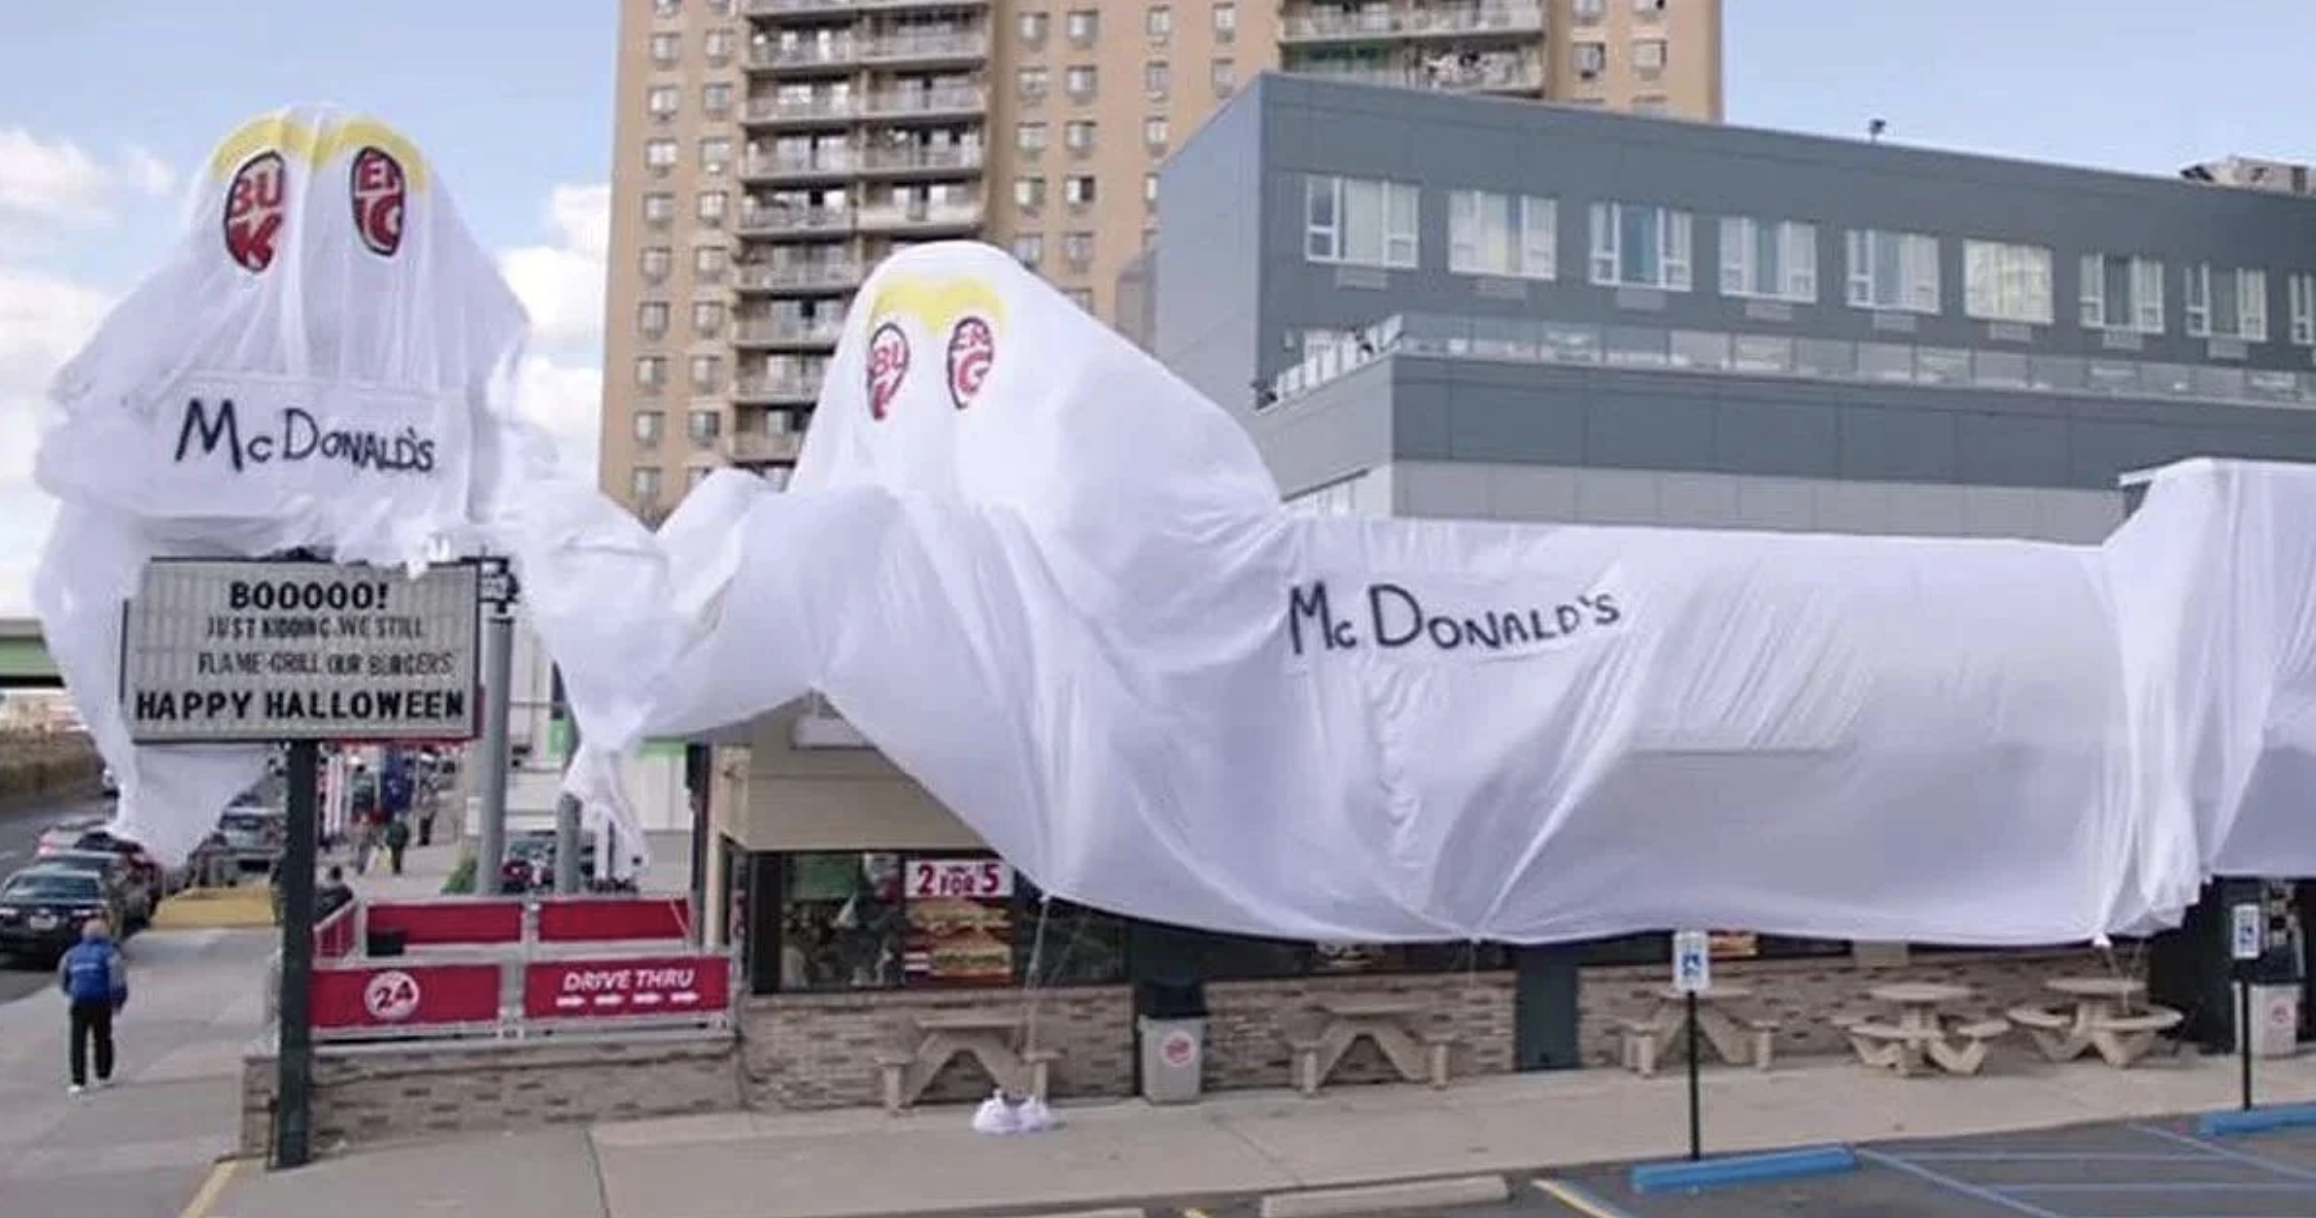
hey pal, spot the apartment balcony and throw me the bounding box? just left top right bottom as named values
left=747, top=0, right=985, bottom=15
left=741, top=93, right=857, bottom=128
left=723, top=429, right=808, bottom=465
left=736, top=204, right=855, bottom=237
left=857, top=29, right=989, bottom=68
left=858, top=142, right=984, bottom=177
left=1285, top=50, right=1547, bottom=96
left=733, top=372, right=825, bottom=406
left=859, top=85, right=985, bottom=123
left=734, top=316, right=847, bottom=348
left=740, top=149, right=858, bottom=183
left=736, top=260, right=864, bottom=293
left=855, top=197, right=983, bottom=235
left=1282, top=2, right=1545, bottom=43
left=745, top=35, right=857, bottom=72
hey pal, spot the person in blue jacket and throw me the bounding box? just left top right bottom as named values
left=55, top=918, right=128, bottom=1094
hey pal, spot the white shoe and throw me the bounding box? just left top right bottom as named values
left=67, top=1085, right=84, bottom=1096
left=93, top=1078, right=112, bottom=1090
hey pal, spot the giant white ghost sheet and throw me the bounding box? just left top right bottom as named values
left=536, top=240, right=2316, bottom=949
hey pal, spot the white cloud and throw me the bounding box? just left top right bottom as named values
left=0, top=128, right=176, bottom=225
left=499, top=183, right=610, bottom=349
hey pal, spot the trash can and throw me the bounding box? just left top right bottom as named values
left=1138, top=1015, right=1207, bottom=1104
left=2240, top=983, right=2302, bottom=1058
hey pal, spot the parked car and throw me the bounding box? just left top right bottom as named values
left=0, top=866, right=127, bottom=963
left=217, top=806, right=287, bottom=874
left=500, top=830, right=598, bottom=893
left=30, top=850, right=152, bottom=930
left=41, top=826, right=171, bottom=898
left=34, top=814, right=111, bottom=856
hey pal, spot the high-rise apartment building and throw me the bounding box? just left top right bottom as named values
left=598, top=0, right=1724, bottom=512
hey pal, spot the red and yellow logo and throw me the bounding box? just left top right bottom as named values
left=859, top=274, right=1006, bottom=418
left=223, top=151, right=288, bottom=273
left=206, top=113, right=430, bottom=275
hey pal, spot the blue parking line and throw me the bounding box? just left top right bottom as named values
left=2134, top=1123, right=2316, bottom=1184
left=1894, top=1152, right=2211, bottom=1163
left=1853, top=1149, right=2067, bottom=1218
left=2007, top=1182, right=2316, bottom=1193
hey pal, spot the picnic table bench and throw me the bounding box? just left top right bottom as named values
left=1617, top=984, right=1781, bottom=1075
left=1846, top=983, right=2009, bottom=1076
left=1281, top=999, right=1458, bottom=1095
left=2007, top=976, right=2182, bottom=1068
left=875, top=1011, right=1059, bottom=1113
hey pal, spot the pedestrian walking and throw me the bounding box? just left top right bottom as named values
left=384, top=816, right=411, bottom=875
left=56, top=919, right=129, bottom=1095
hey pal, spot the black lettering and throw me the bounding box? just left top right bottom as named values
left=247, top=434, right=274, bottom=463
left=1287, top=581, right=1356, bottom=655
left=1528, top=608, right=1556, bottom=640
left=1500, top=613, right=1531, bottom=646
left=173, top=398, right=244, bottom=470
left=1424, top=616, right=1463, bottom=649
left=1368, top=583, right=1423, bottom=649
left=1460, top=613, right=1502, bottom=650
left=1586, top=593, right=1622, bottom=626
left=283, top=407, right=320, bottom=460
left=1555, top=604, right=1583, bottom=634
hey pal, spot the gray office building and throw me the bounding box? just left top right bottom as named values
left=1142, top=74, right=2316, bottom=541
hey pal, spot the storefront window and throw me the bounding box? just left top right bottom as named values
left=900, top=856, right=1015, bottom=987
left=779, top=852, right=906, bottom=990
left=1015, top=882, right=1129, bottom=986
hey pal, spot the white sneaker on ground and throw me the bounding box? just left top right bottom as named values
left=67, top=1085, right=84, bottom=1096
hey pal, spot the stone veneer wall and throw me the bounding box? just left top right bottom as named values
left=1205, top=973, right=1517, bottom=1089
left=240, top=1032, right=741, bottom=1155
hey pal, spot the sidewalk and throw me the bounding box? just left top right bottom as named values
left=0, top=927, right=271, bottom=1218
left=203, top=1042, right=2316, bottom=1218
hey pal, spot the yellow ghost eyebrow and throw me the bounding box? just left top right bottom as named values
left=864, top=276, right=1008, bottom=334
left=205, top=115, right=432, bottom=191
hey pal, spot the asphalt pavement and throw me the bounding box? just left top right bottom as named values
left=0, top=791, right=113, bottom=1003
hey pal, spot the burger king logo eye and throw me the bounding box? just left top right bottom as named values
left=945, top=316, right=995, bottom=411
left=223, top=151, right=288, bottom=274
left=866, top=322, right=909, bottom=421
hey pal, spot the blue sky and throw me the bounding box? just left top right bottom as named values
left=1, top=0, right=2311, bottom=615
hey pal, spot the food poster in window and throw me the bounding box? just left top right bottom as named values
left=903, top=857, right=1015, bottom=985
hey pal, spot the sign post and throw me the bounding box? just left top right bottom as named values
left=120, top=557, right=481, bottom=1170
left=1671, top=930, right=1711, bottom=1161
left=2230, top=900, right=2263, bottom=1112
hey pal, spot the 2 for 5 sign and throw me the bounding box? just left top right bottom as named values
left=907, top=858, right=1013, bottom=900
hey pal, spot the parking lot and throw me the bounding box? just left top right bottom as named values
left=1550, top=1114, right=2316, bottom=1217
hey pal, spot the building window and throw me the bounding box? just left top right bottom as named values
left=1213, top=1, right=1236, bottom=42
left=688, top=409, right=722, bottom=445
left=1574, top=42, right=1606, bottom=80
left=2080, top=254, right=2164, bottom=334
left=693, top=243, right=727, bottom=282
left=1064, top=119, right=1096, bottom=153
left=645, top=138, right=678, bottom=172
left=2186, top=265, right=2268, bottom=341
left=1016, top=121, right=1048, bottom=155
left=1718, top=217, right=1816, bottom=303
left=630, top=467, right=663, bottom=504
left=1634, top=95, right=1669, bottom=115
left=643, top=192, right=674, bottom=228
left=1066, top=9, right=1098, bottom=44
left=1633, top=39, right=1666, bottom=76
left=653, top=0, right=678, bottom=17
left=1143, top=116, right=1169, bottom=152
left=2291, top=273, right=2316, bottom=346
left=701, top=83, right=733, bottom=119
left=696, top=190, right=727, bottom=225
left=1063, top=230, right=1094, bottom=269
left=691, top=354, right=723, bottom=392
left=637, top=301, right=669, bottom=339
left=1013, top=176, right=1045, bottom=210
left=635, top=356, right=667, bottom=392
left=1963, top=240, right=2053, bottom=325
left=1013, top=234, right=1043, bottom=269
left=703, top=28, right=733, bottom=66
left=1845, top=229, right=1940, bottom=314
left=1634, top=0, right=1666, bottom=17
left=1573, top=0, right=1604, bottom=21
left=1211, top=58, right=1236, bottom=96
left=632, top=410, right=663, bottom=446
left=1304, top=175, right=1420, bottom=270
left=1066, top=65, right=1097, bottom=100
left=1143, top=172, right=1158, bottom=210
left=1145, top=61, right=1170, bottom=99
left=1448, top=190, right=1555, bottom=280
left=699, top=137, right=732, bottom=175
left=1064, top=175, right=1096, bottom=207
left=1147, top=5, right=1171, bottom=40
left=1018, top=67, right=1049, bottom=101
left=648, top=86, right=680, bottom=120
left=640, top=246, right=672, bottom=283
left=1018, top=10, right=1047, bottom=44
left=692, top=300, right=725, bottom=338
left=1588, top=201, right=1691, bottom=291
left=650, top=32, right=680, bottom=67
left=1063, top=287, right=1094, bottom=312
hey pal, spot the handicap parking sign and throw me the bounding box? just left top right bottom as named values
left=1672, top=930, right=1711, bottom=994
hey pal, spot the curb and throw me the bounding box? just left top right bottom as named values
left=2198, top=1102, right=2316, bottom=1138
left=1258, top=1174, right=1510, bottom=1218
left=1628, top=1145, right=1856, bottom=1194
left=1533, top=1178, right=1637, bottom=1217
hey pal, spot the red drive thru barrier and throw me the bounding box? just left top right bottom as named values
left=535, top=896, right=691, bottom=944
left=312, top=904, right=359, bottom=961
left=310, top=963, right=502, bottom=1033
left=364, top=899, right=524, bottom=947
left=523, top=954, right=729, bottom=1021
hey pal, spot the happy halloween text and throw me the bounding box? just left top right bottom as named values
left=172, top=397, right=437, bottom=475
left=1285, top=579, right=1624, bottom=658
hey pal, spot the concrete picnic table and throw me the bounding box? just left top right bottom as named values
left=1617, top=983, right=1781, bottom=1075
left=2007, top=976, right=2182, bottom=1067
left=1283, top=997, right=1459, bottom=1095
left=875, top=1010, right=1060, bottom=1112
left=1844, top=982, right=2009, bottom=1076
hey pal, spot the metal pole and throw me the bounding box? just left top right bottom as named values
left=272, top=738, right=320, bottom=1170
left=1685, top=991, right=1702, bottom=1160
left=475, top=602, right=514, bottom=896
left=686, top=743, right=711, bottom=946
left=2240, top=976, right=2254, bottom=1110
left=552, top=665, right=582, bottom=894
